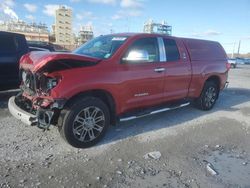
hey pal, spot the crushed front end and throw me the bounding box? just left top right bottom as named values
left=8, top=60, right=65, bottom=130
left=8, top=53, right=68, bottom=129
left=8, top=51, right=100, bottom=130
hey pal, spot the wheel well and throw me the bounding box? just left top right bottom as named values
left=65, top=90, right=117, bottom=125
left=205, top=76, right=221, bottom=99
left=206, top=76, right=221, bottom=89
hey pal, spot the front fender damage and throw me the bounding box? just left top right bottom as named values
left=17, top=51, right=101, bottom=130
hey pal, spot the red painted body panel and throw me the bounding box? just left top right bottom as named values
left=20, top=51, right=100, bottom=72
left=161, top=38, right=192, bottom=101
left=19, top=33, right=229, bottom=116
left=181, top=38, right=228, bottom=98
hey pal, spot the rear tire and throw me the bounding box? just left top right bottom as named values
left=195, top=81, right=219, bottom=111
left=58, top=97, right=110, bottom=148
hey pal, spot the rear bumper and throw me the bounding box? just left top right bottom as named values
left=8, top=96, right=37, bottom=125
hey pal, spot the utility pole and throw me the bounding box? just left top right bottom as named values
left=237, top=40, right=241, bottom=57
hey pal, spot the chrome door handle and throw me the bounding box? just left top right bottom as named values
left=154, top=68, right=165, bottom=73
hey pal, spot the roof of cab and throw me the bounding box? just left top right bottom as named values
left=107, top=33, right=226, bottom=61
left=102, top=32, right=178, bottom=39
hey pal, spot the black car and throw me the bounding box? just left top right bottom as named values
left=0, top=31, right=29, bottom=90
left=27, top=41, right=55, bottom=52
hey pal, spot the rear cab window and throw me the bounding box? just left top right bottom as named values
left=163, top=38, right=180, bottom=62
left=16, top=35, right=29, bottom=55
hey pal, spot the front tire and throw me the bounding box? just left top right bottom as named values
left=58, top=97, right=110, bottom=148
left=195, top=81, right=219, bottom=111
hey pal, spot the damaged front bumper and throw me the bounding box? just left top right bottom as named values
left=8, top=96, right=65, bottom=130
left=8, top=96, right=37, bottom=126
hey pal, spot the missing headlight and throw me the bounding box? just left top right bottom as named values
left=47, top=78, right=58, bottom=90
left=38, top=74, right=61, bottom=93
left=20, top=70, right=35, bottom=90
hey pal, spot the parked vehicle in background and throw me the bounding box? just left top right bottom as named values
left=235, top=57, right=247, bottom=65
left=245, top=58, right=250, bottom=64
left=28, top=41, right=71, bottom=52
left=8, top=33, right=229, bottom=148
left=27, top=41, right=56, bottom=52
left=228, top=57, right=250, bottom=68
left=0, top=31, right=29, bottom=90
left=0, top=33, right=61, bottom=90
left=228, top=58, right=237, bottom=68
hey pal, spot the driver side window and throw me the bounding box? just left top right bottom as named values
left=124, top=37, right=159, bottom=63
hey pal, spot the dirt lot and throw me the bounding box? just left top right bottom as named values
left=0, top=65, right=250, bottom=188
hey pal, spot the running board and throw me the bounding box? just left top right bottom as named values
left=119, top=102, right=190, bottom=122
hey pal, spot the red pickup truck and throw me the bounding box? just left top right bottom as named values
left=8, top=33, right=229, bottom=148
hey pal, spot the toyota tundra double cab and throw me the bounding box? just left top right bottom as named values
left=8, top=33, right=229, bottom=148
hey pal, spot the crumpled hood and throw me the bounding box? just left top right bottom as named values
left=20, top=51, right=101, bottom=73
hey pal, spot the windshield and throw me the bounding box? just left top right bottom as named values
left=73, top=35, right=128, bottom=59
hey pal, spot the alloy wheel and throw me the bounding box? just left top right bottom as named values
left=72, top=106, right=105, bottom=142
left=204, top=87, right=217, bottom=108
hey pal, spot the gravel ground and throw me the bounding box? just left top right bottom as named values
left=0, top=65, right=250, bottom=188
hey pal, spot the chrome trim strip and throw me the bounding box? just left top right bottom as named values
left=120, top=116, right=137, bottom=121
left=179, top=102, right=190, bottom=107
left=157, top=37, right=166, bottom=62
left=150, top=108, right=170, bottom=114
left=120, top=102, right=190, bottom=122
left=154, top=68, right=166, bottom=72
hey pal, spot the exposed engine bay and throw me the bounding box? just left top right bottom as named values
left=17, top=69, right=65, bottom=130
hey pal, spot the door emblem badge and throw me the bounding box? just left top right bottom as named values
left=134, top=93, right=149, bottom=97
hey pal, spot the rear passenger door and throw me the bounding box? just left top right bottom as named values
left=161, top=38, right=192, bottom=101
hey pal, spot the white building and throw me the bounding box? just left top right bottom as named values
left=78, top=25, right=94, bottom=45
left=143, top=19, right=172, bottom=35
left=55, top=6, right=73, bottom=45
left=0, top=20, right=49, bottom=42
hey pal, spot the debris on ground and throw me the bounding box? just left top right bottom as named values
left=144, top=151, right=161, bottom=160
left=1, top=66, right=250, bottom=187
left=205, top=162, right=218, bottom=176
left=96, top=176, right=101, bottom=181
left=215, top=145, right=220, bottom=149
left=116, top=170, right=122, bottom=175
left=242, top=162, right=248, bottom=166
left=127, top=160, right=135, bottom=165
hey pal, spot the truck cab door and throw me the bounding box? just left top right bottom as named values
left=160, top=38, right=192, bottom=101
left=118, top=37, right=165, bottom=112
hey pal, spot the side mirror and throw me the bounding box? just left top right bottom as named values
left=122, top=50, right=150, bottom=63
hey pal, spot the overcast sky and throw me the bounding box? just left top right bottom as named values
left=0, top=0, right=249, bottom=54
